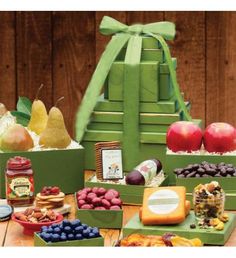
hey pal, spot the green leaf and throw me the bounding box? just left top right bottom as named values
left=16, top=97, right=32, bottom=116
left=11, top=111, right=31, bottom=127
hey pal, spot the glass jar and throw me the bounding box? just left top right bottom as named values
left=5, top=156, right=34, bottom=207
left=193, top=190, right=225, bottom=220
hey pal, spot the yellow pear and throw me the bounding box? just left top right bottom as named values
left=0, top=103, right=7, bottom=116
left=28, top=84, right=48, bottom=135
left=39, top=106, right=71, bottom=149
left=28, top=99, right=48, bottom=135
left=0, top=124, right=34, bottom=151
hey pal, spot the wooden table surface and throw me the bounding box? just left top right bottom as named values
left=0, top=171, right=236, bottom=247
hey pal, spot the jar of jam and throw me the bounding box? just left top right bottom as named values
left=5, top=156, right=34, bottom=207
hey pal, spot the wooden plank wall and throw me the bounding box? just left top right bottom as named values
left=0, top=11, right=236, bottom=137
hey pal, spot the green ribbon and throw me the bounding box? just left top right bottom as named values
left=76, top=16, right=192, bottom=151
left=123, top=35, right=142, bottom=169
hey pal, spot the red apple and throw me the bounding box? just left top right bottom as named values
left=166, top=121, right=203, bottom=152
left=203, top=122, right=236, bottom=153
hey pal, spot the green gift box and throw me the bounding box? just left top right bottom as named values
left=0, top=148, right=84, bottom=198
left=88, top=122, right=169, bottom=133
left=85, top=175, right=169, bottom=205
left=75, top=194, right=123, bottom=229
left=175, top=176, right=236, bottom=210
left=116, top=48, right=164, bottom=63
left=108, top=61, right=159, bottom=102
left=34, top=232, right=104, bottom=247
left=76, top=16, right=195, bottom=171
left=159, top=58, right=177, bottom=100
left=95, top=94, right=179, bottom=114
left=123, top=212, right=236, bottom=246
left=81, top=141, right=167, bottom=172
left=165, top=149, right=236, bottom=185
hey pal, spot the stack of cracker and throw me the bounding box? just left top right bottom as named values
left=95, top=141, right=121, bottom=180
left=35, top=192, right=65, bottom=209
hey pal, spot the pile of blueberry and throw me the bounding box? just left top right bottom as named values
left=38, top=219, right=101, bottom=242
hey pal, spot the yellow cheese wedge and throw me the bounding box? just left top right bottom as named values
left=141, top=186, right=186, bottom=225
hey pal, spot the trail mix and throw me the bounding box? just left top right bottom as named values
left=193, top=181, right=229, bottom=230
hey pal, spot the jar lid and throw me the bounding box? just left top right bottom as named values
left=0, top=205, right=13, bottom=222
left=7, top=156, right=32, bottom=170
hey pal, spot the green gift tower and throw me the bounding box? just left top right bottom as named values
left=76, top=16, right=202, bottom=180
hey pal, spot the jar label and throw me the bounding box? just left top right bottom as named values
left=6, top=176, right=34, bottom=200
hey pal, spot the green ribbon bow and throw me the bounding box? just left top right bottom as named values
left=76, top=16, right=191, bottom=169
left=99, top=15, right=176, bottom=40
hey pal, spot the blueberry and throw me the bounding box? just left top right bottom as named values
left=88, top=233, right=95, bottom=238
left=82, top=223, right=88, bottom=229
left=41, top=226, right=48, bottom=232
left=44, top=233, right=52, bottom=242
left=75, top=234, right=83, bottom=240
left=63, top=226, right=72, bottom=234
left=62, top=220, right=71, bottom=227
left=51, top=234, right=60, bottom=242
left=60, top=235, right=67, bottom=242
left=92, top=228, right=100, bottom=237
left=46, top=227, right=53, bottom=234
left=82, top=229, right=91, bottom=238
left=39, top=232, right=46, bottom=239
left=71, top=219, right=81, bottom=229
left=67, top=234, right=75, bottom=241
left=74, top=226, right=83, bottom=234
left=51, top=223, right=59, bottom=229
left=53, top=227, right=61, bottom=234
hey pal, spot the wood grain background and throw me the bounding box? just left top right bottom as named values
left=0, top=11, right=236, bottom=137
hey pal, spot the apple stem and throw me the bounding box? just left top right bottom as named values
left=55, top=96, right=65, bottom=107
left=36, top=84, right=44, bottom=100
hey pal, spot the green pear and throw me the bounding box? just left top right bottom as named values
left=39, top=107, right=71, bottom=149
left=0, top=124, right=34, bottom=151
left=28, top=99, right=48, bottom=135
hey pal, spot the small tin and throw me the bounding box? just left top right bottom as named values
left=0, top=204, right=13, bottom=222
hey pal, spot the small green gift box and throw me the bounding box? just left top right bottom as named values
left=85, top=175, right=169, bottom=205
left=95, top=94, right=179, bottom=114
left=0, top=148, right=84, bottom=198
left=165, top=149, right=236, bottom=185
left=34, top=232, right=104, bottom=247
left=108, top=61, right=159, bottom=102
left=75, top=194, right=123, bottom=229
left=122, top=212, right=236, bottom=246
left=159, top=58, right=177, bottom=100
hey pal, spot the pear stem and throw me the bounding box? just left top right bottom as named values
left=36, top=84, right=44, bottom=100
left=55, top=96, right=65, bottom=107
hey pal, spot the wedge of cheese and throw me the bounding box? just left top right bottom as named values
left=141, top=186, right=186, bottom=225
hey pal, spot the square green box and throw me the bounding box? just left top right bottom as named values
left=34, top=232, right=104, bottom=246
left=165, top=150, right=236, bottom=185
left=85, top=175, right=169, bottom=205
left=123, top=212, right=236, bottom=246
left=159, top=73, right=173, bottom=100
left=116, top=48, right=164, bottom=62
left=0, top=148, right=84, bottom=198
left=95, top=94, right=179, bottom=114
left=108, top=61, right=159, bottom=102
left=88, top=122, right=169, bottom=133
left=75, top=194, right=123, bottom=229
